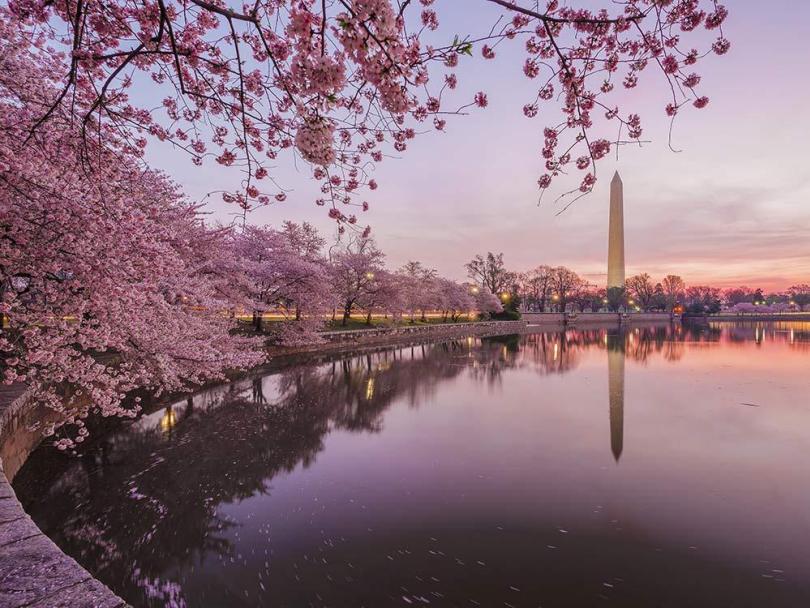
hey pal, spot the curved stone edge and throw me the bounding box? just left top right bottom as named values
left=272, top=319, right=531, bottom=358
left=0, top=386, right=128, bottom=608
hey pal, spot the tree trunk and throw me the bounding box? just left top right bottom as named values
left=342, top=302, right=352, bottom=326
left=366, top=311, right=372, bottom=325
left=253, top=311, right=262, bottom=332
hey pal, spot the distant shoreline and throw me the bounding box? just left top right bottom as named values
left=685, top=313, right=810, bottom=322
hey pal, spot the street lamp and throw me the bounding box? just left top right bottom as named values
left=365, top=271, right=375, bottom=280
left=500, top=292, right=510, bottom=302
left=470, top=286, right=479, bottom=295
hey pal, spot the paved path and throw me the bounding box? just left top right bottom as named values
left=0, top=383, right=127, bottom=608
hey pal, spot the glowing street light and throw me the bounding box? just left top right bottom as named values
left=365, top=271, right=375, bottom=280
left=500, top=292, right=510, bottom=302
left=470, top=286, right=479, bottom=295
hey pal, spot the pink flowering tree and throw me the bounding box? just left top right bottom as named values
left=472, top=287, right=505, bottom=319
left=357, top=270, right=406, bottom=324
left=0, top=42, right=264, bottom=446
left=230, top=224, right=333, bottom=342
left=5, top=0, right=728, bottom=224
left=397, top=261, right=439, bottom=322
left=435, top=279, right=475, bottom=322
left=731, top=302, right=756, bottom=314
left=330, top=237, right=387, bottom=325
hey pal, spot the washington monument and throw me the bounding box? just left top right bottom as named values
left=607, top=172, right=625, bottom=288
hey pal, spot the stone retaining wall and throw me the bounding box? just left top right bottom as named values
left=264, top=320, right=528, bottom=360
left=521, top=312, right=677, bottom=325
left=0, top=386, right=127, bottom=608
left=321, top=319, right=527, bottom=343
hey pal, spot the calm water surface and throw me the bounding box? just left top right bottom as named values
left=14, top=321, right=810, bottom=607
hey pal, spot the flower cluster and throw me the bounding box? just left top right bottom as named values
left=295, top=116, right=337, bottom=166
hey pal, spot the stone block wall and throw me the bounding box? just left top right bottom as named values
left=0, top=386, right=127, bottom=608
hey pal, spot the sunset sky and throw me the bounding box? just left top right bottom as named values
left=152, top=0, right=810, bottom=292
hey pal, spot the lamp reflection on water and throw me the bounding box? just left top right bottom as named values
left=160, top=406, right=177, bottom=433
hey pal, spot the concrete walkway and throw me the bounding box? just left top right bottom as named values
left=0, top=384, right=127, bottom=608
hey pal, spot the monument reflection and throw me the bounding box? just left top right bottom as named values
left=607, top=330, right=625, bottom=462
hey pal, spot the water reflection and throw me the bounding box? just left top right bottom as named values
left=14, top=321, right=810, bottom=607
left=607, top=331, right=625, bottom=462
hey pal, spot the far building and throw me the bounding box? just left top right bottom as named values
left=607, top=172, right=625, bottom=289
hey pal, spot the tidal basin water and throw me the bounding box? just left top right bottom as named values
left=14, top=321, right=810, bottom=607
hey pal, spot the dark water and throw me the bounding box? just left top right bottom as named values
left=14, top=322, right=810, bottom=608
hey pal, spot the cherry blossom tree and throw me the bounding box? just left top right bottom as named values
left=230, top=224, right=333, bottom=341
left=0, top=109, right=263, bottom=448
left=472, top=287, right=504, bottom=318
left=330, top=237, right=386, bottom=325
left=4, top=0, right=729, bottom=224
left=357, top=270, right=404, bottom=324
left=731, top=302, right=756, bottom=314
left=432, top=279, right=472, bottom=322
left=280, top=221, right=327, bottom=261
left=397, top=261, right=438, bottom=322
